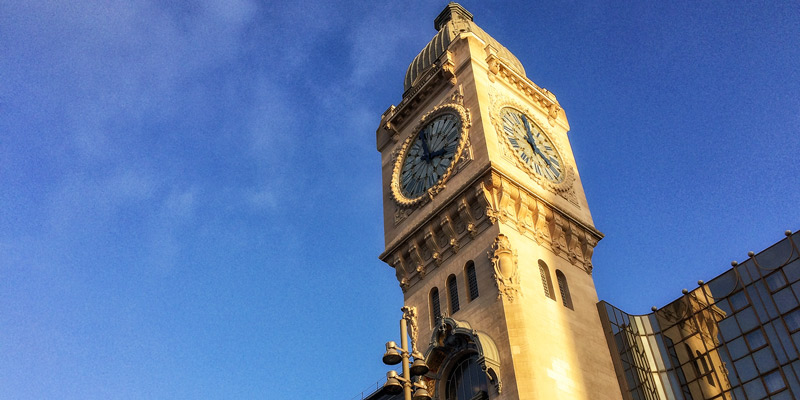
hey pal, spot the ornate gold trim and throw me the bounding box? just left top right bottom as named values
left=489, top=90, right=578, bottom=199
left=390, top=103, right=471, bottom=207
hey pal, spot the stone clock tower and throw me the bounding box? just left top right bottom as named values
left=376, top=4, right=622, bottom=399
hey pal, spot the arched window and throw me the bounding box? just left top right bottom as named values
left=430, top=287, right=441, bottom=326
left=447, top=275, right=460, bottom=314
left=446, top=354, right=488, bottom=400
left=538, top=260, right=555, bottom=300
left=465, top=261, right=479, bottom=301
left=556, top=270, right=573, bottom=309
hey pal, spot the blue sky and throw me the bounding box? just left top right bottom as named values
left=2, top=1, right=799, bottom=399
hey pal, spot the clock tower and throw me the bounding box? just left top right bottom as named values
left=376, top=4, right=622, bottom=399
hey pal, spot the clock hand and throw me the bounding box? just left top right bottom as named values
left=521, top=114, right=540, bottom=152
left=418, top=129, right=432, bottom=161
left=534, top=146, right=552, bottom=167
left=429, top=148, right=447, bottom=158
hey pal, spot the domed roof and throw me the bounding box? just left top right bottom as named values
left=404, top=3, right=527, bottom=92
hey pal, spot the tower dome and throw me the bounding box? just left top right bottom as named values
left=404, top=3, right=527, bottom=92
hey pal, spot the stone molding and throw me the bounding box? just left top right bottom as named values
left=381, top=169, right=602, bottom=293
left=378, top=50, right=458, bottom=144
left=479, top=170, right=601, bottom=274
left=382, top=173, right=493, bottom=292
left=485, top=44, right=563, bottom=129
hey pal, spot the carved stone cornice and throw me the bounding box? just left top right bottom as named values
left=380, top=168, right=494, bottom=292
left=378, top=50, right=458, bottom=143
left=478, top=170, right=602, bottom=274
left=485, top=44, right=563, bottom=129
left=381, top=167, right=603, bottom=292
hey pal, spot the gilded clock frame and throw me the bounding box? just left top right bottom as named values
left=391, top=104, right=471, bottom=207
left=490, top=98, right=575, bottom=193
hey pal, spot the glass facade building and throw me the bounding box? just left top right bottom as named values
left=600, top=231, right=800, bottom=400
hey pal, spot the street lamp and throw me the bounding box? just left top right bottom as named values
left=381, top=311, right=431, bottom=400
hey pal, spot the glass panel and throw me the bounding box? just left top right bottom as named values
left=466, top=262, right=479, bottom=301
left=775, top=287, right=799, bottom=314
left=730, top=291, right=750, bottom=311
left=719, top=316, right=743, bottom=341
left=733, top=356, right=758, bottom=381
left=447, top=276, right=460, bottom=314
left=736, top=307, right=760, bottom=333
left=755, top=281, right=779, bottom=320
left=767, top=271, right=789, bottom=292
left=445, top=355, right=488, bottom=400
left=650, top=335, right=665, bottom=370
left=743, top=378, right=767, bottom=400
left=770, top=391, right=794, bottom=400
left=715, top=296, right=734, bottom=316
left=746, top=329, right=768, bottom=351
left=764, top=370, right=787, bottom=394
left=706, top=268, right=740, bottom=299
left=728, top=336, right=749, bottom=360
left=785, top=308, right=800, bottom=332
left=784, top=259, right=800, bottom=283
left=764, top=321, right=791, bottom=364
left=758, top=238, right=794, bottom=270
left=717, top=345, right=739, bottom=386
left=787, top=363, right=800, bottom=397
left=753, top=347, right=778, bottom=373
left=738, top=260, right=758, bottom=285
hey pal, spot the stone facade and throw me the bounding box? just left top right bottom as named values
left=373, top=4, right=623, bottom=399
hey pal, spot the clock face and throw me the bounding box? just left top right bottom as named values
left=500, top=107, right=563, bottom=183
left=398, top=112, right=463, bottom=200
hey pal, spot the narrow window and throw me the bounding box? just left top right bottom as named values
left=430, top=287, right=441, bottom=326
left=556, top=270, right=573, bottom=309
left=538, top=260, right=555, bottom=300
left=447, top=275, right=460, bottom=314
left=465, top=261, right=479, bottom=301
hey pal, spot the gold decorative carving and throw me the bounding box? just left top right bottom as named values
left=390, top=103, right=472, bottom=207
left=440, top=215, right=459, bottom=253
left=441, top=50, right=457, bottom=86
left=394, top=207, right=413, bottom=224
left=489, top=234, right=520, bottom=302
left=458, top=198, right=478, bottom=238
left=424, top=227, right=443, bottom=266
left=549, top=213, right=567, bottom=256
left=408, top=242, right=426, bottom=278
left=392, top=254, right=410, bottom=292
left=402, top=305, right=419, bottom=351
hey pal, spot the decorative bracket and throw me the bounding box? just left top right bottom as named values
left=489, top=234, right=520, bottom=302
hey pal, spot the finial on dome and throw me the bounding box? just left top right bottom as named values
left=434, top=2, right=473, bottom=31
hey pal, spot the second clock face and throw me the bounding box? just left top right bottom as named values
left=500, top=107, right=564, bottom=183
left=398, top=112, right=462, bottom=199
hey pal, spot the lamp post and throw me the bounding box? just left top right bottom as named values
left=381, top=310, right=431, bottom=400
